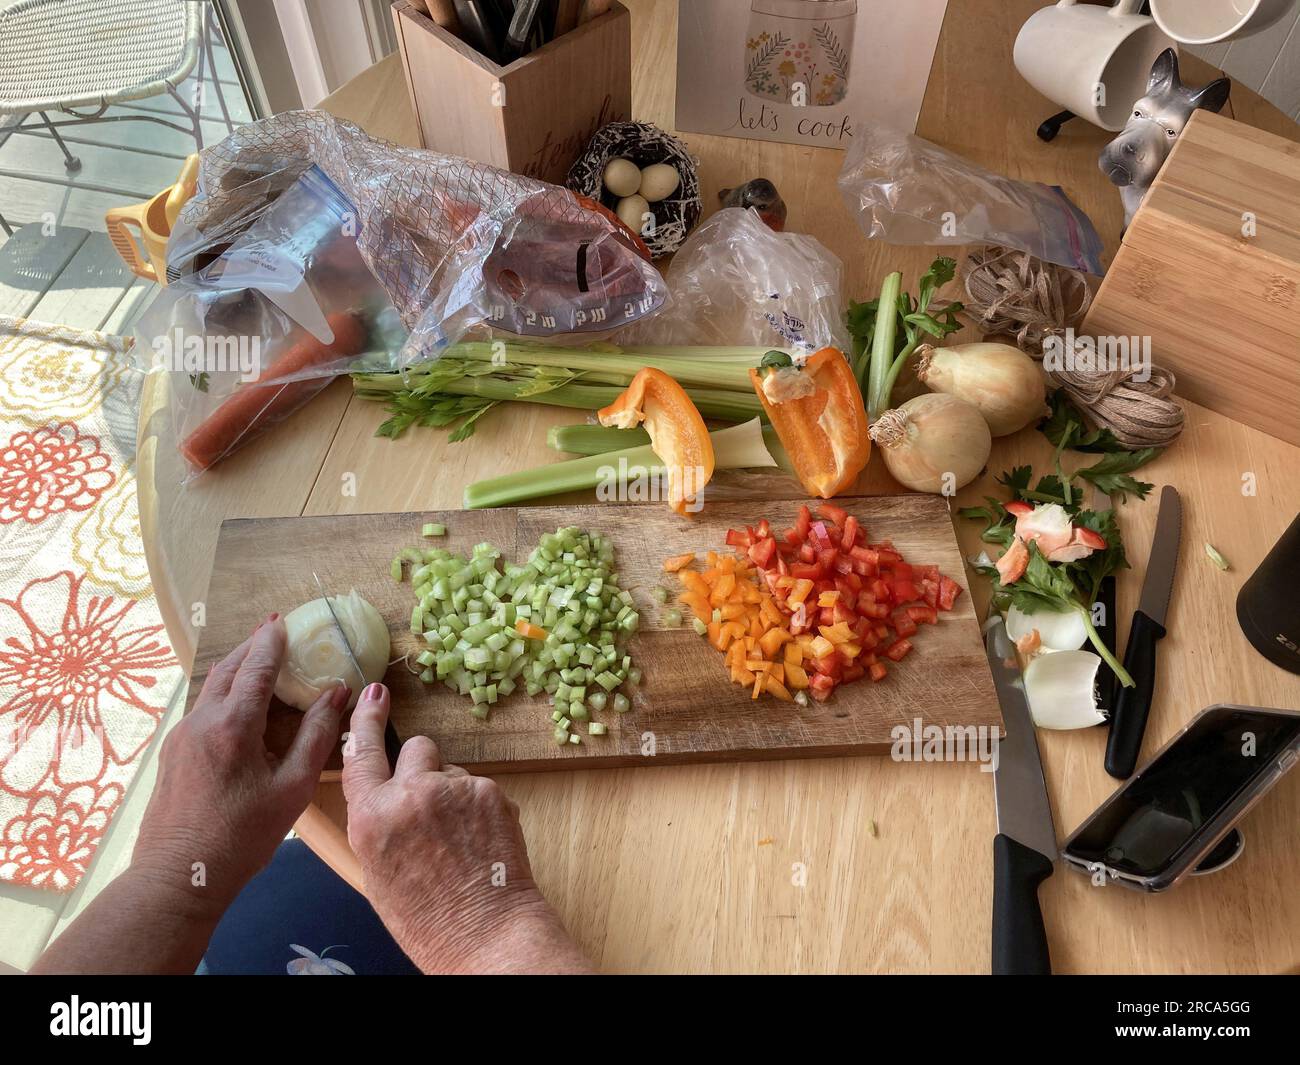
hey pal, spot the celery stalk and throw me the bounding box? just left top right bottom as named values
left=866, top=271, right=901, bottom=421
left=465, top=446, right=661, bottom=510
left=549, top=421, right=794, bottom=477
left=465, top=420, right=781, bottom=509
left=354, top=373, right=762, bottom=425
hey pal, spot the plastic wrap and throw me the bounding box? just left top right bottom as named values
left=837, top=124, right=1105, bottom=275
left=618, top=206, right=849, bottom=353
left=137, top=109, right=668, bottom=476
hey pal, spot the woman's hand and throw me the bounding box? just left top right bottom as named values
left=343, top=684, right=592, bottom=974
left=132, top=615, right=349, bottom=915
left=34, top=617, right=347, bottom=974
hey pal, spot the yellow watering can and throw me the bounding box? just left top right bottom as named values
left=105, top=154, right=199, bottom=284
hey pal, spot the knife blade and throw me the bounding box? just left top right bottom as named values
left=986, top=613, right=1056, bottom=975
left=1092, top=487, right=1118, bottom=721
left=1105, top=486, right=1181, bottom=779
left=312, top=573, right=402, bottom=771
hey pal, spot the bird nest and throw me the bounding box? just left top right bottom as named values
left=566, top=121, right=700, bottom=258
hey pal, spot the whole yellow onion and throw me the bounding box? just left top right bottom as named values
left=868, top=393, right=991, bottom=494
left=915, top=342, right=1046, bottom=437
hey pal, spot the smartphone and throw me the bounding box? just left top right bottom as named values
left=1062, top=704, right=1300, bottom=892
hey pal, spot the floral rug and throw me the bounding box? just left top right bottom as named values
left=0, top=315, right=184, bottom=892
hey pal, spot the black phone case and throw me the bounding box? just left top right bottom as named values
left=1061, top=703, right=1300, bottom=892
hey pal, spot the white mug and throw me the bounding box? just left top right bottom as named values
left=1149, top=0, right=1295, bottom=46
left=1014, top=0, right=1177, bottom=131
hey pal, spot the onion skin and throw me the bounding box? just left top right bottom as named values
left=915, top=342, right=1045, bottom=437
left=869, top=393, right=991, bottom=494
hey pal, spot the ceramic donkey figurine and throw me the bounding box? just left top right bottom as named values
left=1099, top=49, right=1231, bottom=230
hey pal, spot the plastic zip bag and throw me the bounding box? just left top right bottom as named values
left=837, top=124, right=1105, bottom=275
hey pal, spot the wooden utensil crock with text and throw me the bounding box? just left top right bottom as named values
left=391, top=0, right=632, bottom=184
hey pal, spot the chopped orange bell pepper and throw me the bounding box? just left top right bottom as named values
left=597, top=368, right=714, bottom=516
left=749, top=348, right=870, bottom=499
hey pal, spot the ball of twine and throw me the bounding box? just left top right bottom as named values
left=1048, top=363, right=1185, bottom=449
left=960, top=245, right=1092, bottom=357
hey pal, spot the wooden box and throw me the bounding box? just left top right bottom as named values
left=391, top=1, right=632, bottom=184
left=1083, top=110, right=1300, bottom=447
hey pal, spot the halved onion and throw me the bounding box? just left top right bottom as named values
left=274, top=591, right=390, bottom=711
left=1005, top=603, right=1087, bottom=653
left=1023, top=650, right=1106, bottom=730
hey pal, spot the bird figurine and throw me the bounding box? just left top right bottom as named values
left=718, top=178, right=787, bottom=232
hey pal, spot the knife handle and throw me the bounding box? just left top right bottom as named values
left=992, top=833, right=1053, bottom=975
left=1093, top=575, right=1118, bottom=722
left=1104, top=609, right=1166, bottom=779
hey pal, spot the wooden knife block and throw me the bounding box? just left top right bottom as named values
left=391, top=0, right=632, bottom=185
left=1083, top=109, right=1300, bottom=447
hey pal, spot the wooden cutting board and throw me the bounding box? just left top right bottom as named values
left=187, top=496, right=1001, bottom=773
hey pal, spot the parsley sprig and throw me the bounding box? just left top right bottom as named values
left=1040, top=391, right=1161, bottom=503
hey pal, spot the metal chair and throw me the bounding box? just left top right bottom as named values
left=0, top=0, right=235, bottom=235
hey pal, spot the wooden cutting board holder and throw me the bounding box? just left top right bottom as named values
left=1083, top=109, right=1300, bottom=447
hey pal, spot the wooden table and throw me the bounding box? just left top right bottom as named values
left=137, top=0, right=1300, bottom=973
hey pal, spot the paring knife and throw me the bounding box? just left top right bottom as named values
left=311, top=572, right=402, bottom=772
left=1105, top=485, right=1181, bottom=779
left=1092, top=487, right=1118, bottom=721
left=987, top=612, right=1056, bottom=975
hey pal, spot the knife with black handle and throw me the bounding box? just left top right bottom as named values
left=986, top=614, right=1057, bottom=974
left=1091, top=487, right=1118, bottom=720
left=1105, top=486, right=1181, bottom=780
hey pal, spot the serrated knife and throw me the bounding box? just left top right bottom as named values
left=987, top=613, right=1056, bottom=975
left=1104, top=486, right=1182, bottom=779
left=312, top=573, right=401, bottom=771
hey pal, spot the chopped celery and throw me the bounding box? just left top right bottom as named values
left=588, top=722, right=608, bottom=736
left=662, top=609, right=682, bottom=628
left=692, top=617, right=709, bottom=636
left=613, top=693, right=630, bottom=713
left=395, top=521, right=641, bottom=739
left=652, top=586, right=669, bottom=604
left=422, top=522, right=447, bottom=537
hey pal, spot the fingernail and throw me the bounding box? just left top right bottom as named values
left=332, top=684, right=351, bottom=709
left=363, top=682, right=388, bottom=703
left=266, top=612, right=280, bottom=623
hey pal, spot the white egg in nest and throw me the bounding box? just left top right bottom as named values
left=638, top=162, right=680, bottom=203
left=602, top=157, right=641, bottom=198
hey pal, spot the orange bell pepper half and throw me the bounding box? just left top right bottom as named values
left=596, top=367, right=715, bottom=516
left=749, top=348, right=870, bottom=499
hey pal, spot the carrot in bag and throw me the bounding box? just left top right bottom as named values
left=179, top=311, right=367, bottom=472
